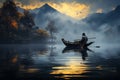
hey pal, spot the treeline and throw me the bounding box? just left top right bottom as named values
left=0, top=0, right=49, bottom=43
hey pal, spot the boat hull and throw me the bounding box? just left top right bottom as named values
left=61, top=38, right=94, bottom=48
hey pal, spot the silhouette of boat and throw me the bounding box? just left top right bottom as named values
left=62, top=46, right=94, bottom=60
left=61, top=38, right=94, bottom=48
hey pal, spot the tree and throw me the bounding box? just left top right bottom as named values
left=20, top=10, right=35, bottom=29
left=45, top=21, right=58, bottom=42
left=1, top=0, right=18, bottom=18
left=19, top=10, right=35, bottom=38
left=0, top=0, right=19, bottom=42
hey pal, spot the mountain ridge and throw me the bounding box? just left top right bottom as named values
left=84, top=5, right=120, bottom=27
left=33, top=3, right=76, bottom=27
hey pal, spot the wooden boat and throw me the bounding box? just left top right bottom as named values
left=61, top=38, right=94, bottom=48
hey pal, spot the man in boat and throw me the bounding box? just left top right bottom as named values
left=80, top=33, right=88, bottom=48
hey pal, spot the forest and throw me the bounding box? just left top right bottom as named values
left=0, top=0, right=52, bottom=43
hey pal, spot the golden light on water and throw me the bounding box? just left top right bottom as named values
left=26, top=68, right=39, bottom=73
left=11, top=55, right=18, bottom=63
left=50, top=59, right=89, bottom=79
left=16, top=1, right=90, bottom=19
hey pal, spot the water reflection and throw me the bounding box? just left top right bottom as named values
left=62, top=47, right=94, bottom=60
left=50, top=60, right=89, bottom=79
left=0, top=44, right=48, bottom=78
left=0, top=48, right=19, bottom=78
left=49, top=47, right=93, bottom=79
left=0, top=44, right=120, bottom=80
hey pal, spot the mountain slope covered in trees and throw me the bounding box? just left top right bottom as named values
left=0, top=0, right=49, bottom=43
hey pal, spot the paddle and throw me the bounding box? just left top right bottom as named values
left=95, top=46, right=100, bottom=48
left=88, top=37, right=96, bottom=39
left=74, top=37, right=96, bottom=42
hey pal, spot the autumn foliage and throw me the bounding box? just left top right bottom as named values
left=0, top=0, right=49, bottom=43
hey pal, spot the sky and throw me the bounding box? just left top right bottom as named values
left=0, top=0, right=120, bottom=19
left=0, top=0, right=120, bottom=43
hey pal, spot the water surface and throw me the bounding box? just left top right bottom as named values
left=0, top=44, right=120, bottom=80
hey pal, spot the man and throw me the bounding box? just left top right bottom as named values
left=81, top=33, right=88, bottom=48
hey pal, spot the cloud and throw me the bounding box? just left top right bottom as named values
left=15, top=1, right=90, bottom=19
left=74, top=0, right=120, bottom=11
left=32, top=0, right=120, bottom=13
left=0, top=0, right=120, bottom=18
left=0, top=0, right=120, bottom=43
left=16, top=1, right=44, bottom=10
left=49, top=2, right=90, bottom=19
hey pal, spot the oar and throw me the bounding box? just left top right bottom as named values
left=74, top=37, right=96, bottom=41
left=95, top=46, right=100, bottom=48
left=89, top=45, right=100, bottom=48
left=88, top=37, right=96, bottom=39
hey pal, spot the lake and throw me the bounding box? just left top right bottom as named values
left=0, top=44, right=120, bottom=80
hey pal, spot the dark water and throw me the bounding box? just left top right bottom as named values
left=0, top=44, right=120, bottom=80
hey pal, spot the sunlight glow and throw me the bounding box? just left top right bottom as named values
left=16, top=1, right=44, bottom=10
left=16, top=1, right=90, bottom=19
left=49, top=2, right=90, bottom=19
left=50, top=59, right=89, bottom=79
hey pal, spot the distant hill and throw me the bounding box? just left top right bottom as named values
left=37, top=3, right=58, bottom=14
left=31, top=3, right=75, bottom=28
left=84, top=5, right=120, bottom=42
left=84, top=5, right=120, bottom=28
left=34, top=4, right=58, bottom=27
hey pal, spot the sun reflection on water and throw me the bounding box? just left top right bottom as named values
left=50, top=58, right=89, bottom=79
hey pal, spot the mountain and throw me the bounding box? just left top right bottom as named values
left=30, top=3, right=58, bottom=14
left=0, top=0, right=49, bottom=43
left=84, top=5, right=120, bottom=28
left=84, top=5, right=120, bottom=41
left=34, top=3, right=61, bottom=27
left=38, top=3, right=58, bottom=14
left=32, top=3, right=75, bottom=28
left=105, top=5, right=120, bottom=24
left=30, top=8, right=40, bottom=14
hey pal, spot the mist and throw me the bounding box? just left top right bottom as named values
left=33, top=11, right=120, bottom=46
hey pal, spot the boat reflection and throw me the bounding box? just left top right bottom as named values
left=0, top=44, right=120, bottom=80
left=50, top=46, right=92, bottom=79
left=62, top=47, right=94, bottom=61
